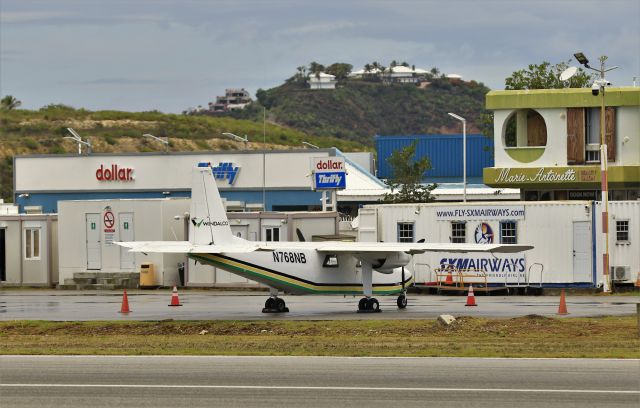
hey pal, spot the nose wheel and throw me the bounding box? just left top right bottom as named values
left=262, top=296, right=289, bottom=313
left=357, top=297, right=381, bottom=313
left=397, top=293, right=408, bottom=309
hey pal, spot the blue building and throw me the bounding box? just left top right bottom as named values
left=375, top=134, right=494, bottom=184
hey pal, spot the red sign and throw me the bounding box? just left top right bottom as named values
left=96, top=164, right=134, bottom=181
left=103, top=211, right=115, bottom=229
left=315, top=159, right=344, bottom=170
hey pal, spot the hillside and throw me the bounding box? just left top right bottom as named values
left=0, top=105, right=361, bottom=201
left=240, top=77, right=490, bottom=145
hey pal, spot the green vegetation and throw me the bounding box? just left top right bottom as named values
left=247, top=78, right=490, bottom=145
left=382, top=141, right=436, bottom=203
left=505, top=60, right=594, bottom=90
left=1, top=316, right=637, bottom=358
left=0, top=104, right=362, bottom=201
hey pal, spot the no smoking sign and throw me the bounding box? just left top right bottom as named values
left=103, top=211, right=115, bottom=229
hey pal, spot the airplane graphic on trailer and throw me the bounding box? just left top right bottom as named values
left=116, top=163, right=533, bottom=313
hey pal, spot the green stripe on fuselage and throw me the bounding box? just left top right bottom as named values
left=189, top=253, right=412, bottom=295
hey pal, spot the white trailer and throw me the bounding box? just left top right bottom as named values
left=357, top=200, right=639, bottom=289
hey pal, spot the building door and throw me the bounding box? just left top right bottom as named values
left=0, top=229, right=5, bottom=281
left=86, top=213, right=101, bottom=270
left=572, top=221, right=592, bottom=282
left=231, top=225, right=249, bottom=240
left=119, top=212, right=135, bottom=270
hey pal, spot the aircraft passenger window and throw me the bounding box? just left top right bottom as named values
left=323, top=255, right=339, bottom=267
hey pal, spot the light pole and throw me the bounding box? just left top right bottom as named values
left=221, top=132, right=248, bottom=150
left=142, top=133, right=169, bottom=152
left=64, top=128, right=92, bottom=155
left=448, top=113, right=467, bottom=202
left=573, top=52, right=618, bottom=293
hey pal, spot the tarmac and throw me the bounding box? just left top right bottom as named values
left=1, top=289, right=638, bottom=320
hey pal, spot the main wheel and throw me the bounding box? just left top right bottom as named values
left=275, top=298, right=286, bottom=312
left=265, top=297, right=275, bottom=309
left=397, top=294, right=407, bottom=309
left=358, top=298, right=368, bottom=311
left=370, top=298, right=380, bottom=312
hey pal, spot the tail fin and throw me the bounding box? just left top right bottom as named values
left=189, top=163, right=234, bottom=245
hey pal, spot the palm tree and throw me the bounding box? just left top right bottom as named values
left=1, top=95, right=22, bottom=110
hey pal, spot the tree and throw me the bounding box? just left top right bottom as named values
left=1, top=95, right=21, bottom=110
left=382, top=141, right=437, bottom=203
left=325, top=63, right=353, bottom=81
left=308, top=61, right=325, bottom=77
left=505, top=60, right=593, bottom=90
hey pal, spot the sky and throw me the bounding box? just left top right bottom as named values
left=1, top=0, right=639, bottom=113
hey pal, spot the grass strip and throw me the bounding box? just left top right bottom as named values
left=1, top=315, right=638, bottom=358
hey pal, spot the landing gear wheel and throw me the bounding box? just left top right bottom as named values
left=357, top=297, right=381, bottom=313
left=275, top=298, right=287, bottom=313
left=397, top=294, right=407, bottom=309
left=264, top=297, right=275, bottom=309
left=262, top=297, right=289, bottom=313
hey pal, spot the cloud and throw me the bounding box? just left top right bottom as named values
left=82, top=78, right=163, bottom=85
left=0, top=11, right=73, bottom=24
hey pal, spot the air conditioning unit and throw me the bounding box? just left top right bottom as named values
left=610, top=266, right=631, bottom=281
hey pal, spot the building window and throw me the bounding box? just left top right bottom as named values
left=265, top=227, right=280, bottom=242
left=397, top=222, right=414, bottom=243
left=567, top=107, right=616, bottom=165
left=503, top=109, right=548, bottom=148
left=616, top=220, right=629, bottom=243
left=500, top=221, right=517, bottom=244
left=24, top=228, right=40, bottom=260
left=451, top=222, right=466, bottom=243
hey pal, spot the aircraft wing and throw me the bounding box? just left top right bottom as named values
left=114, top=241, right=266, bottom=254
left=314, top=242, right=533, bottom=255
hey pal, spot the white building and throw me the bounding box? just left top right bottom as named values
left=308, top=72, right=337, bottom=90
left=357, top=200, right=640, bottom=288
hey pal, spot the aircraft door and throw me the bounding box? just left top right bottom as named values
left=86, top=213, right=101, bottom=270
left=119, top=212, right=135, bottom=270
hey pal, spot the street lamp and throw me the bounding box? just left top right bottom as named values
left=222, top=132, right=249, bottom=150
left=302, top=141, right=319, bottom=149
left=572, top=52, right=619, bottom=294
left=142, top=133, right=169, bottom=152
left=448, top=112, right=467, bottom=202
left=64, top=128, right=92, bottom=155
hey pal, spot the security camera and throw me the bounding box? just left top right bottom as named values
left=591, top=82, right=599, bottom=96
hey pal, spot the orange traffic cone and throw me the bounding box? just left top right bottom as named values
left=445, top=269, right=454, bottom=285
left=120, top=289, right=131, bottom=314
left=465, top=284, right=477, bottom=307
left=168, top=286, right=182, bottom=307
left=634, top=272, right=640, bottom=288
left=557, top=289, right=568, bottom=315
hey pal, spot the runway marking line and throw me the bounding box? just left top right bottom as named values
left=1, top=384, right=638, bottom=394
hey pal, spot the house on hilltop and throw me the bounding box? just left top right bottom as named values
left=209, top=88, right=252, bottom=112
left=308, top=72, right=337, bottom=90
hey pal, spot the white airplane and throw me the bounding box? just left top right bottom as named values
left=117, top=163, right=533, bottom=313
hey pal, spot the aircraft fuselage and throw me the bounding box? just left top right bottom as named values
left=188, top=249, right=413, bottom=295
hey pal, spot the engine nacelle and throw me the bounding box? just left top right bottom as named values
left=358, top=252, right=412, bottom=274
